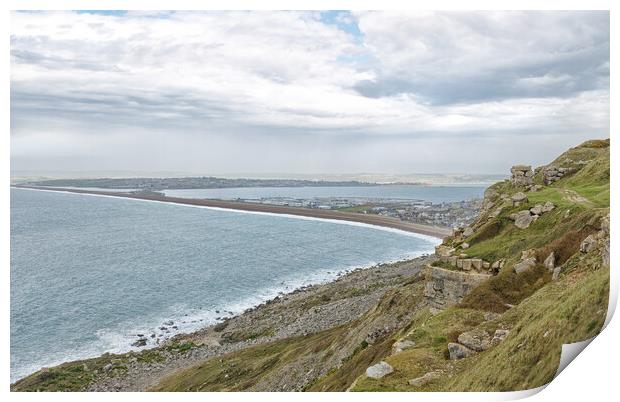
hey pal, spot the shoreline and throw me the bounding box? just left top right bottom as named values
left=12, top=255, right=435, bottom=390
left=11, top=185, right=451, bottom=239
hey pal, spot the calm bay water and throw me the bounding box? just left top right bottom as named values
left=10, top=188, right=439, bottom=382
left=163, top=184, right=485, bottom=202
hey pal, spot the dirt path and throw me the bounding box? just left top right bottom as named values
left=559, top=188, right=595, bottom=207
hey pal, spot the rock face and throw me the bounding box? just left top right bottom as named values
left=514, top=257, right=537, bottom=274
left=366, top=361, right=393, bottom=379
left=424, top=266, right=491, bottom=309
left=580, top=235, right=597, bottom=253
left=543, top=165, right=573, bottom=185
left=448, top=342, right=475, bottom=360
left=510, top=165, right=534, bottom=186
left=511, top=192, right=528, bottom=206
left=544, top=252, right=555, bottom=271
left=512, top=210, right=535, bottom=229
left=457, top=329, right=492, bottom=352
left=408, top=371, right=440, bottom=387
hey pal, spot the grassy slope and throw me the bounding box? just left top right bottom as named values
left=350, top=138, right=610, bottom=391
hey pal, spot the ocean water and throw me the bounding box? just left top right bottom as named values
left=10, top=188, right=439, bottom=382
left=163, top=184, right=485, bottom=202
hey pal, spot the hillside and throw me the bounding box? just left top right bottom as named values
left=11, top=139, right=610, bottom=392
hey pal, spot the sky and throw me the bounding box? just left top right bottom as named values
left=10, top=10, right=610, bottom=176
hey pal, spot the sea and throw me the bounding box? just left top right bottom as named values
left=9, top=187, right=457, bottom=382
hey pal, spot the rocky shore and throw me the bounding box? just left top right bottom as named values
left=12, top=255, right=434, bottom=391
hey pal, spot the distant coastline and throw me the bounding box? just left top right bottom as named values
left=11, top=186, right=452, bottom=239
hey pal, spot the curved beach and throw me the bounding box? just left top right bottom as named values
left=13, top=186, right=452, bottom=239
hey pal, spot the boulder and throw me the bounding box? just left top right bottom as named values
left=552, top=267, right=561, bottom=281
left=471, top=258, right=483, bottom=270
left=463, top=227, right=474, bottom=237
left=457, top=328, right=492, bottom=351
left=521, top=249, right=537, bottom=260
left=408, top=371, right=441, bottom=387
left=461, top=259, right=472, bottom=271
left=513, top=211, right=534, bottom=229
left=482, top=261, right=490, bottom=269
left=435, top=245, right=455, bottom=257
left=514, top=257, right=537, bottom=274
left=541, top=201, right=556, bottom=213
left=448, top=342, right=475, bottom=360
left=448, top=256, right=458, bottom=267
left=511, top=192, right=528, bottom=206
left=461, top=242, right=470, bottom=249
left=580, top=235, right=597, bottom=253
left=544, top=252, right=555, bottom=271
left=392, top=340, right=415, bottom=354
left=530, top=205, right=543, bottom=215
left=491, top=329, right=510, bottom=345
left=366, top=361, right=394, bottom=379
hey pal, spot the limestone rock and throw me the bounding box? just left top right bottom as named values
left=448, top=342, right=475, bottom=360
left=513, top=210, right=534, bottom=229
left=514, top=257, right=537, bottom=274
left=457, top=328, right=492, bottom=351
left=580, top=235, right=597, bottom=253
left=366, top=361, right=394, bottom=379
left=510, top=165, right=533, bottom=186
left=521, top=249, right=537, bottom=260
left=461, top=259, right=472, bottom=271
left=491, top=329, right=510, bottom=345
left=392, top=340, right=415, bottom=354
left=544, top=252, right=555, bottom=271
left=530, top=205, right=543, bottom=215
left=541, top=201, right=556, bottom=213
left=471, top=258, right=483, bottom=270
left=511, top=192, right=528, bottom=206
left=408, top=371, right=440, bottom=387
left=552, top=267, right=561, bottom=280
left=461, top=242, right=470, bottom=249
left=435, top=245, right=455, bottom=257
left=463, top=227, right=474, bottom=237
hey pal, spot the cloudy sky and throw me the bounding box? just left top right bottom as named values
left=10, top=10, right=609, bottom=176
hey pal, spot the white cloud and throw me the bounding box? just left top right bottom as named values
left=10, top=10, right=610, bottom=174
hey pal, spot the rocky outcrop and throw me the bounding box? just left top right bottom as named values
left=542, top=165, right=574, bottom=185
left=514, top=257, right=537, bottom=274
left=509, top=202, right=554, bottom=229
left=366, top=361, right=393, bottom=379
left=424, top=266, right=491, bottom=309
left=510, top=165, right=533, bottom=186
left=448, top=342, right=475, bottom=360
left=457, top=328, right=492, bottom=352
left=580, top=235, right=597, bottom=253
left=511, top=192, right=528, bottom=206
left=544, top=252, right=555, bottom=271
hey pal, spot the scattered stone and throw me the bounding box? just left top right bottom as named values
left=408, top=371, right=440, bottom=387
left=552, top=267, right=561, bottom=281
left=491, top=329, right=510, bottom=345
left=530, top=205, right=543, bottom=216
left=513, top=210, right=535, bottom=229
left=457, top=328, right=492, bottom=351
left=541, top=201, right=555, bottom=213
left=463, top=227, right=474, bottom=237
left=366, top=361, right=394, bottom=379
left=521, top=249, right=537, bottom=260
left=484, top=312, right=501, bottom=321
left=529, top=184, right=543, bottom=192
left=392, top=340, right=416, bottom=353
left=514, top=257, right=537, bottom=274
left=132, top=337, right=147, bottom=347
left=448, top=342, right=475, bottom=360
left=544, top=252, right=555, bottom=271
left=461, top=242, right=470, bottom=249
left=511, top=192, right=528, bottom=206
left=163, top=321, right=174, bottom=326
left=103, top=363, right=114, bottom=372
left=482, top=261, right=491, bottom=269
left=580, top=235, right=597, bottom=253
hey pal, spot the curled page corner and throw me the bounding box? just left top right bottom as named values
left=554, top=338, right=595, bottom=379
